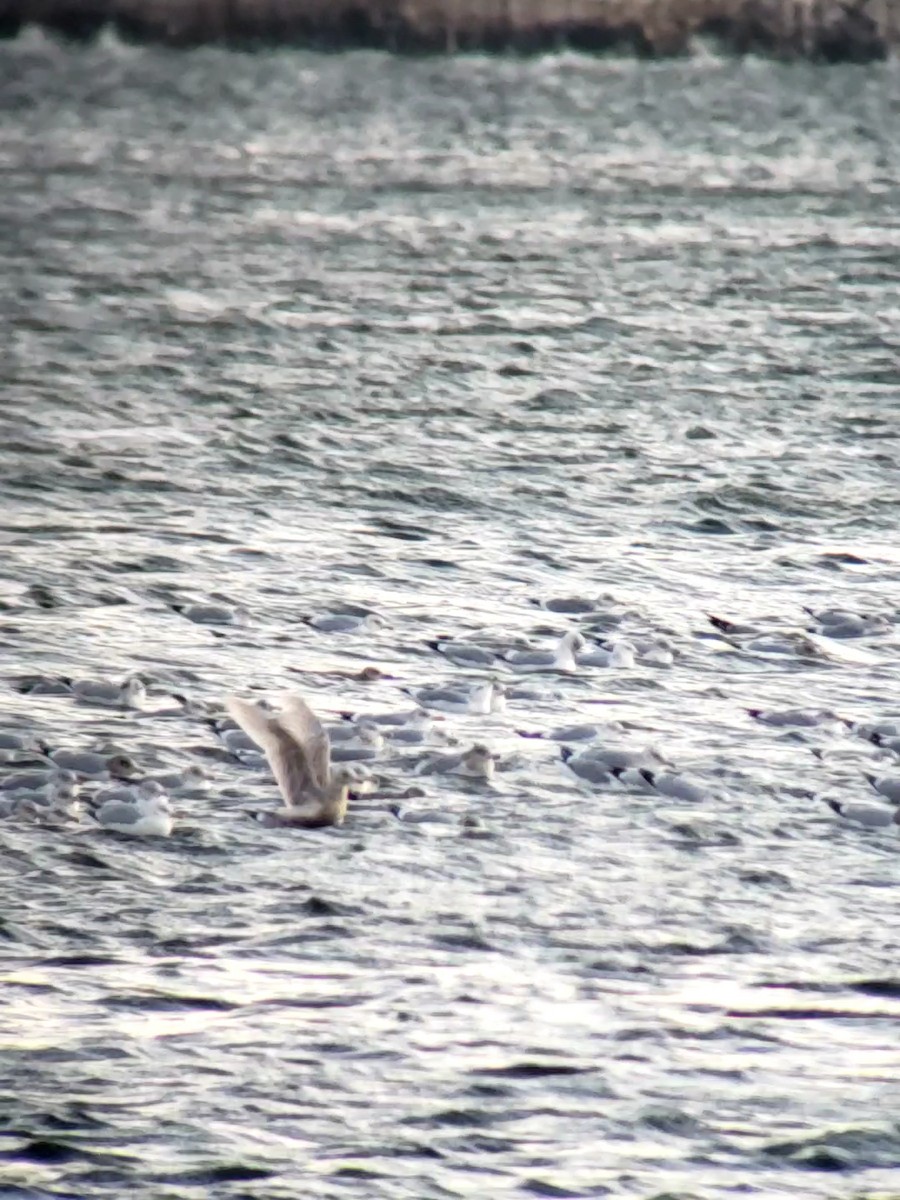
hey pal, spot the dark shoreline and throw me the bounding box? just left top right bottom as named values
left=0, top=0, right=895, bottom=60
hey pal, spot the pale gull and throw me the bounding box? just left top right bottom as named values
left=226, top=690, right=356, bottom=828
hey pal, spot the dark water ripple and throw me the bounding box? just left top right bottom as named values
left=1, top=34, right=899, bottom=1199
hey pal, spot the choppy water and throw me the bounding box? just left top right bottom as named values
left=2, top=33, right=900, bottom=1199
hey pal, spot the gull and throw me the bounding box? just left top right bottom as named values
left=529, top=596, right=598, bottom=615
left=747, top=708, right=849, bottom=728
left=1, top=767, right=79, bottom=793
left=171, top=602, right=243, bottom=625
left=517, top=723, right=601, bottom=743
left=39, top=749, right=139, bottom=781
left=804, top=608, right=891, bottom=638
left=2, top=777, right=81, bottom=821
left=426, top=639, right=497, bottom=667
left=567, top=742, right=664, bottom=771
left=870, top=732, right=900, bottom=757
left=16, top=675, right=76, bottom=696
left=384, top=712, right=447, bottom=745
left=412, top=745, right=496, bottom=782
left=71, top=677, right=146, bottom=709
left=226, top=690, right=357, bottom=828
left=324, top=719, right=384, bottom=749
left=628, top=767, right=710, bottom=803
left=864, top=772, right=900, bottom=804
left=304, top=613, right=386, bottom=634
left=329, top=724, right=384, bottom=763
left=143, top=765, right=210, bottom=794
left=560, top=748, right=616, bottom=787
left=826, top=798, right=900, bottom=828
left=0, top=731, right=40, bottom=756
left=91, top=779, right=165, bottom=806
left=406, top=681, right=499, bottom=715
left=576, top=640, right=636, bottom=669
left=504, top=631, right=585, bottom=672
left=92, top=788, right=174, bottom=837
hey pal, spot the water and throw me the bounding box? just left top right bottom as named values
left=2, top=33, right=900, bottom=1198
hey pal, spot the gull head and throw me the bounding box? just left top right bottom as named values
left=561, top=631, right=587, bottom=653
left=332, top=766, right=359, bottom=789
left=122, top=677, right=147, bottom=706
left=609, top=640, right=637, bottom=668
left=363, top=614, right=388, bottom=632
left=356, top=666, right=385, bottom=681
left=135, top=780, right=167, bottom=802
left=142, top=795, right=172, bottom=816
left=489, top=680, right=507, bottom=712
left=355, top=723, right=385, bottom=751
left=109, top=754, right=140, bottom=780
left=464, top=744, right=496, bottom=780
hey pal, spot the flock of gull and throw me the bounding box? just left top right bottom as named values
left=3, top=595, right=900, bottom=839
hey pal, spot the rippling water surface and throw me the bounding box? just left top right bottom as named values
left=1, top=35, right=900, bottom=1199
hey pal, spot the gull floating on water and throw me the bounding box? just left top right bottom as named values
left=324, top=719, right=384, bottom=749
left=804, top=608, right=891, bottom=639
left=576, top=640, right=636, bottom=669
left=412, top=744, right=496, bottom=782
left=504, top=631, right=584, bottom=672
left=40, top=749, right=139, bottom=781
left=329, top=723, right=384, bottom=762
left=71, top=677, right=147, bottom=709
left=226, top=690, right=357, bottom=828
left=406, top=681, right=502, bottom=716
left=747, top=708, right=849, bottom=729
left=426, top=638, right=497, bottom=667
left=826, top=798, right=900, bottom=828
left=864, top=772, right=900, bottom=804
left=627, top=767, right=710, bottom=803
left=517, top=723, right=601, bottom=743
left=91, top=785, right=174, bottom=837
left=304, top=612, right=387, bottom=634
left=1, top=767, right=78, bottom=793
left=171, top=601, right=245, bottom=626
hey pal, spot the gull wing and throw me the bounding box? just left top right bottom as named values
left=95, top=801, right=142, bottom=827
left=226, top=695, right=322, bottom=809
left=274, top=692, right=331, bottom=789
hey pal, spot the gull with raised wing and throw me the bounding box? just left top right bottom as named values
left=225, top=691, right=357, bottom=828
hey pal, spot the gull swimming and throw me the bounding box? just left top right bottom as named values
left=171, top=602, right=243, bottom=625
left=747, top=708, right=849, bottom=729
left=504, top=631, right=585, bottom=672
left=826, top=798, right=900, bottom=828
left=226, top=690, right=357, bottom=828
left=560, top=748, right=615, bottom=787
left=576, top=640, right=636, bottom=669
left=71, top=677, right=147, bottom=709
left=804, top=608, right=891, bottom=639
left=2, top=777, right=81, bottom=821
left=324, top=719, right=384, bottom=749
left=631, top=767, right=710, bottom=803
left=407, top=681, right=500, bottom=715
left=39, top=750, right=139, bottom=781
left=140, top=765, right=210, bottom=794
left=329, top=724, right=384, bottom=763
left=426, top=639, right=497, bottom=667
left=517, top=723, right=601, bottom=743
left=304, top=612, right=386, bottom=634
left=864, top=772, right=900, bottom=804
left=383, top=712, right=447, bottom=745
left=92, top=788, right=174, bottom=837
left=412, top=744, right=496, bottom=782
left=1, top=767, right=79, bottom=793
left=529, top=596, right=598, bottom=615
